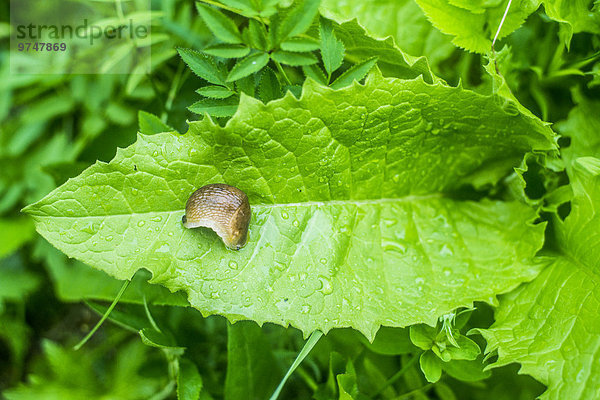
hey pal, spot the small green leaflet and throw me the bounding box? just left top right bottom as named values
left=320, top=17, right=345, bottom=77
left=196, top=3, right=243, bottom=44
left=275, top=0, right=321, bottom=43
left=203, top=44, right=250, bottom=58
left=330, top=57, right=377, bottom=89
left=270, top=50, right=318, bottom=66
left=420, top=352, right=442, bottom=383
left=188, top=96, right=240, bottom=117
left=246, top=19, right=270, bottom=51
left=258, top=68, right=281, bottom=103
left=302, top=64, right=328, bottom=85
left=138, top=111, right=175, bottom=135
left=218, top=0, right=261, bottom=17
left=25, top=72, right=556, bottom=340
left=227, top=52, right=270, bottom=82
left=281, top=37, right=320, bottom=52
left=196, top=86, right=236, bottom=99
left=177, top=358, right=203, bottom=400
left=177, top=48, right=227, bottom=86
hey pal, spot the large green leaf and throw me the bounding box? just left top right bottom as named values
left=24, top=71, right=556, bottom=340
left=542, top=0, right=600, bottom=45
left=413, top=0, right=541, bottom=53
left=320, top=0, right=455, bottom=68
left=331, top=19, right=440, bottom=84
left=478, top=96, right=600, bottom=399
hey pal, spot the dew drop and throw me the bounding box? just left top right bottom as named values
left=105, top=235, right=113, bottom=242
left=210, top=291, right=220, bottom=299
left=383, top=218, right=397, bottom=227
left=81, top=222, right=96, bottom=234
left=292, top=220, right=300, bottom=227
left=130, top=188, right=138, bottom=196
left=319, top=258, right=327, bottom=265
left=229, top=261, right=238, bottom=269
left=275, top=261, right=287, bottom=271
left=384, top=241, right=407, bottom=254
left=151, top=216, right=162, bottom=222
left=152, top=150, right=159, bottom=157
left=415, top=277, right=425, bottom=284
left=319, top=276, right=333, bottom=295
left=301, top=304, right=311, bottom=314
left=137, top=221, right=145, bottom=227
left=156, top=243, right=170, bottom=253
left=281, top=211, right=289, bottom=220
left=576, top=369, right=586, bottom=382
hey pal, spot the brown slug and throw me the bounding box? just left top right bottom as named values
left=182, top=183, right=251, bottom=250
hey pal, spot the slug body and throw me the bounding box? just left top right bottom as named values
left=182, top=184, right=251, bottom=250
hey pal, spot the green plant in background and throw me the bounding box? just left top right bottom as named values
left=1, top=0, right=600, bottom=399
left=178, top=0, right=378, bottom=118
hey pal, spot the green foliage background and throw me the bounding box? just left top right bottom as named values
left=1, top=0, right=599, bottom=399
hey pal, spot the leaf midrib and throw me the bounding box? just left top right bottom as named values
left=27, top=193, right=445, bottom=218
